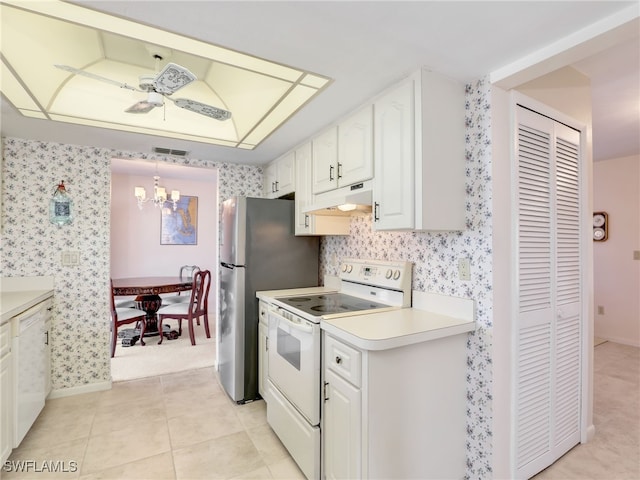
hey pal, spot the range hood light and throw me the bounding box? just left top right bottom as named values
left=337, top=203, right=357, bottom=212
left=303, top=180, right=373, bottom=216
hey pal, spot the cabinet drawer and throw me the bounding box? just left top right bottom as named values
left=324, top=334, right=361, bottom=387
left=0, top=322, right=10, bottom=358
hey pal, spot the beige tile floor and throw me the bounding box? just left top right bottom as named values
left=534, top=341, right=640, bottom=480
left=4, top=342, right=638, bottom=479
left=3, top=368, right=305, bottom=479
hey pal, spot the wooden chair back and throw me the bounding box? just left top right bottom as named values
left=188, top=269, right=211, bottom=316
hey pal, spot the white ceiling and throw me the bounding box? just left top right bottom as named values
left=2, top=1, right=638, bottom=167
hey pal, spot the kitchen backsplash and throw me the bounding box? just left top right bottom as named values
left=1, top=76, right=492, bottom=478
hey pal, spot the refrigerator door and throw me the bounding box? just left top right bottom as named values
left=218, top=261, right=246, bottom=402
left=220, top=196, right=247, bottom=266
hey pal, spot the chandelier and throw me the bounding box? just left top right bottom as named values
left=134, top=175, right=180, bottom=211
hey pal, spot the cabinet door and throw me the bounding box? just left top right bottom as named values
left=276, top=151, right=296, bottom=197
left=295, top=143, right=313, bottom=235
left=323, top=368, right=361, bottom=480
left=373, top=79, right=415, bottom=230
left=43, top=299, right=52, bottom=397
left=263, top=162, right=277, bottom=198
left=258, top=321, right=268, bottom=401
left=0, top=323, right=12, bottom=463
left=312, top=127, right=338, bottom=194
left=338, top=105, right=373, bottom=186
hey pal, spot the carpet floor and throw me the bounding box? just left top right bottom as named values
left=111, top=318, right=216, bottom=382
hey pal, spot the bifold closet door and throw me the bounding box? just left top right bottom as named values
left=515, top=106, right=582, bottom=479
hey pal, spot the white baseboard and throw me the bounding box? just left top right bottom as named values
left=596, top=336, right=640, bottom=348
left=585, top=423, right=596, bottom=442
left=48, top=380, right=112, bottom=399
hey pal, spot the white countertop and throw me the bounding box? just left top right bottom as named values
left=322, top=307, right=475, bottom=351
left=1, top=276, right=55, bottom=325
left=322, top=291, right=475, bottom=350
left=1, top=290, right=54, bottom=325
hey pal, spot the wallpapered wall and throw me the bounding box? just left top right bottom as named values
left=0, top=139, right=262, bottom=390
left=319, top=78, right=493, bottom=478
left=1, top=77, right=493, bottom=477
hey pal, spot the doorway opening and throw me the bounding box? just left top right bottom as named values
left=109, top=158, right=219, bottom=381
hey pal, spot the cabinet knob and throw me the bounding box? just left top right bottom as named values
left=374, top=202, right=380, bottom=222
left=329, top=165, right=335, bottom=181
left=337, top=162, right=343, bottom=179
left=335, top=356, right=342, bottom=364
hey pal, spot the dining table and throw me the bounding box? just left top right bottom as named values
left=112, top=276, right=193, bottom=345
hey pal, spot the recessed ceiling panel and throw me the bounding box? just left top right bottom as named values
left=0, top=1, right=331, bottom=150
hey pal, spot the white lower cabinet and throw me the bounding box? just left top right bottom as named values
left=1, top=322, right=13, bottom=464
left=323, top=368, right=361, bottom=480
left=258, top=300, right=269, bottom=401
left=322, top=331, right=468, bottom=479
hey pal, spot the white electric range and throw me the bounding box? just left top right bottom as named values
left=265, top=258, right=412, bottom=480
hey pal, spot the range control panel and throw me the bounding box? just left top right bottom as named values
left=340, top=258, right=412, bottom=293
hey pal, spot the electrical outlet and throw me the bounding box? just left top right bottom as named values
left=597, top=305, right=605, bottom=315
left=458, top=258, right=471, bottom=281
left=634, top=250, right=640, bottom=261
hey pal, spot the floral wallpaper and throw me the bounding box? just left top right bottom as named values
left=319, top=78, right=493, bottom=478
left=0, top=138, right=262, bottom=390
left=2, top=76, right=493, bottom=478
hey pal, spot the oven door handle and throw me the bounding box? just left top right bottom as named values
left=270, top=310, right=314, bottom=334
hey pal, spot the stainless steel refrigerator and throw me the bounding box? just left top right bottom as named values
left=218, top=196, right=319, bottom=403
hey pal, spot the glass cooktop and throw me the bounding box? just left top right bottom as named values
left=277, top=293, right=389, bottom=317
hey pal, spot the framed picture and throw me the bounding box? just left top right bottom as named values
left=161, top=195, right=198, bottom=245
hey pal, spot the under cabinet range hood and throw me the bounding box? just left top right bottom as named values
left=304, top=180, right=373, bottom=216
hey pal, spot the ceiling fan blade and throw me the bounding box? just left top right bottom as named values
left=54, top=64, right=141, bottom=92
left=153, top=63, right=196, bottom=95
left=125, top=101, right=156, bottom=114
left=172, top=98, right=232, bottom=121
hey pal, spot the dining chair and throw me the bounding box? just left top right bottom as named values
left=157, top=269, right=211, bottom=346
left=114, top=298, right=137, bottom=309
left=161, top=265, right=201, bottom=305
left=110, top=279, right=147, bottom=357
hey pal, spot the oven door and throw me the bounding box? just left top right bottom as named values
left=267, top=306, right=321, bottom=426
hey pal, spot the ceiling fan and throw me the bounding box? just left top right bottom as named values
left=54, top=58, right=232, bottom=121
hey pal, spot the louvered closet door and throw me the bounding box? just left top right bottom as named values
left=515, top=107, right=582, bottom=479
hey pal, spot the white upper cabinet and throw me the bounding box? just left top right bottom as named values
left=312, top=106, right=373, bottom=195
left=373, top=69, right=465, bottom=231
left=312, top=127, right=338, bottom=194
left=264, top=151, right=295, bottom=199
left=338, top=105, right=373, bottom=187
left=296, top=142, right=350, bottom=236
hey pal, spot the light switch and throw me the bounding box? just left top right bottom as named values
left=61, top=251, right=80, bottom=266
left=634, top=250, right=640, bottom=261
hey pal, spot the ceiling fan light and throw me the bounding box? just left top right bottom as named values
left=148, top=92, right=164, bottom=107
